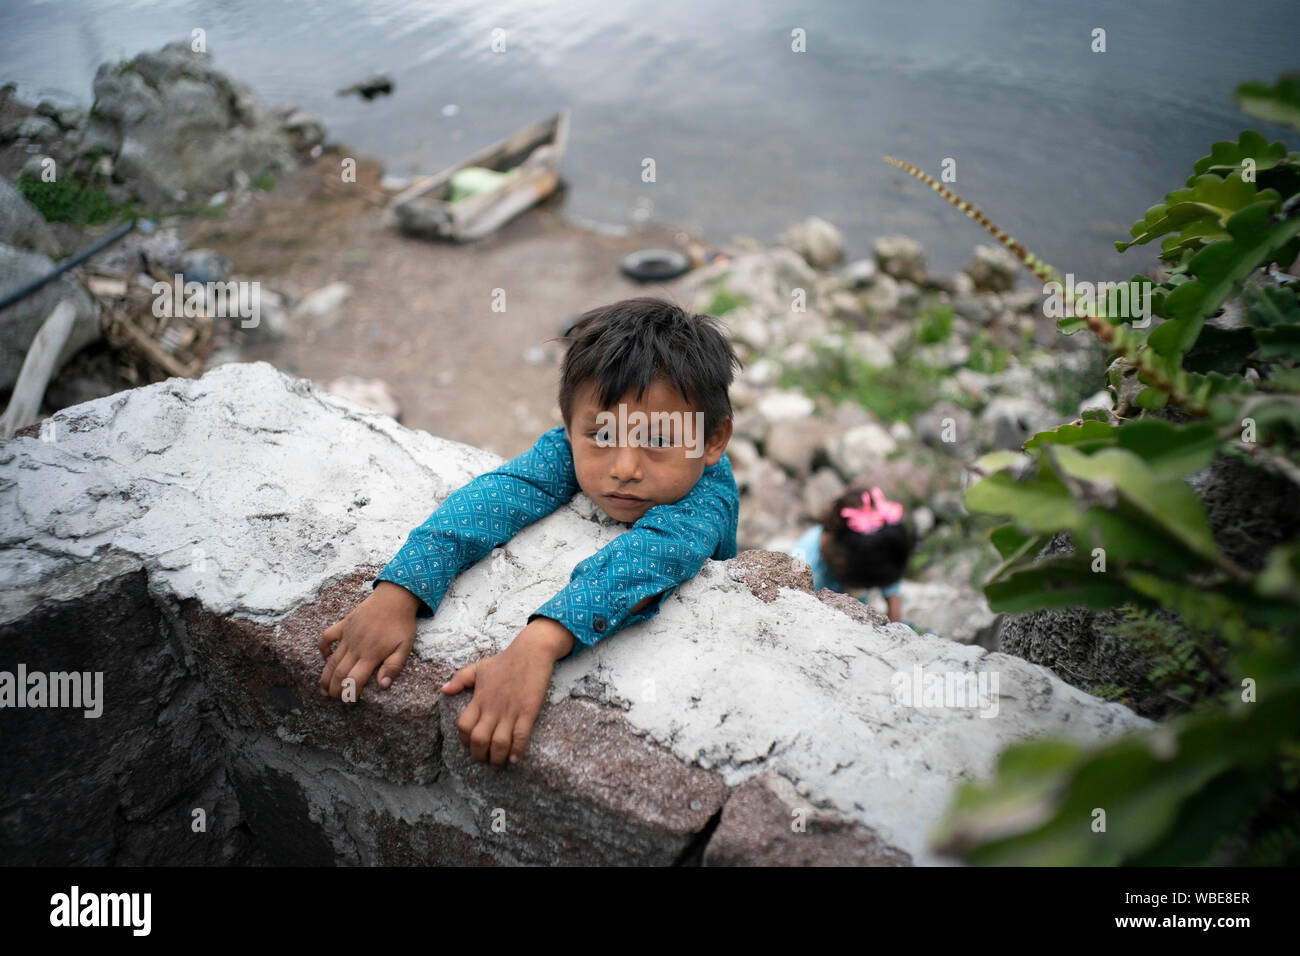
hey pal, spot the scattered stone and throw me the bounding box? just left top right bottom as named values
left=837, top=258, right=878, bottom=289
left=951, top=295, right=995, bottom=326
left=911, top=505, right=935, bottom=538
left=872, top=235, right=927, bottom=284
left=95, top=231, right=185, bottom=278
left=863, top=273, right=900, bottom=314
left=846, top=330, right=894, bottom=369
left=1079, top=389, right=1114, bottom=414
left=800, top=467, right=846, bottom=520
left=777, top=216, right=845, bottom=270
left=5, top=115, right=61, bottom=141
left=19, top=155, right=53, bottom=180
left=180, top=248, right=232, bottom=285
left=966, top=244, right=1021, bottom=293
left=938, top=271, right=976, bottom=297
left=756, top=389, right=816, bottom=424
left=742, top=356, right=781, bottom=388
left=913, top=402, right=976, bottom=455
left=979, top=396, right=1060, bottom=451
left=723, top=436, right=761, bottom=491
left=765, top=416, right=834, bottom=478
left=274, top=107, right=326, bottom=151
left=292, top=281, right=351, bottom=324
left=830, top=423, right=898, bottom=479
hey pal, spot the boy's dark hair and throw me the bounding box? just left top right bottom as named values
left=555, top=297, right=742, bottom=441
left=820, top=484, right=914, bottom=589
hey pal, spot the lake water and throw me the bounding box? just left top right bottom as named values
left=3, top=0, right=1297, bottom=280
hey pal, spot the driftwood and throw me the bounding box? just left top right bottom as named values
left=0, top=299, right=78, bottom=438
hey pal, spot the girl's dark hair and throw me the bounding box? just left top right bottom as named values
left=820, top=484, right=914, bottom=589
left=555, top=297, right=742, bottom=441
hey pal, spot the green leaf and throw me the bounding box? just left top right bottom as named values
left=989, top=523, right=1034, bottom=560
left=1023, top=420, right=1116, bottom=453
left=1151, top=200, right=1300, bottom=356
left=1235, top=73, right=1300, bottom=132
left=934, top=671, right=1300, bottom=865
left=1047, top=446, right=1221, bottom=562
left=1192, top=130, right=1290, bottom=175
left=1116, top=173, right=1278, bottom=254
left=963, top=471, right=1082, bottom=532
left=1112, top=420, right=1218, bottom=478
left=1135, top=386, right=1169, bottom=410
left=1243, top=282, right=1300, bottom=329
left=1254, top=324, right=1300, bottom=361
left=983, top=560, right=1140, bottom=613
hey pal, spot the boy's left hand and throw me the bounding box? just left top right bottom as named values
left=441, top=617, right=575, bottom=766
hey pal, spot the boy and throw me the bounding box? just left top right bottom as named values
left=318, top=297, right=741, bottom=768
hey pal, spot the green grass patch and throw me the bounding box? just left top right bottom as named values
left=250, top=172, right=277, bottom=191
left=965, top=331, right=1012, bottom=375
left=17, top=174, right=138, bottom=227
left=704, top=278, right=750, bottom=316
left=917, top=302, right=954, bottom=344
left=779, top=336, right=944, bottom=423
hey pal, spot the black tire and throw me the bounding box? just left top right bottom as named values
left=620, top=248, right=691, bottom=282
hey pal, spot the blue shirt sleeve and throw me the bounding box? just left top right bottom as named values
left=529, top=451, right=739, bottom=659
left=371, top=426, right=579, bottom=616
left=879, top=579, right=901, bottom=598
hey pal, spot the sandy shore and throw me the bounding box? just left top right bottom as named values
left=179, top=150, right=701, bottom=459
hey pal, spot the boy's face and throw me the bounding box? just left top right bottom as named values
left=564, top=376, right=732, bottom=524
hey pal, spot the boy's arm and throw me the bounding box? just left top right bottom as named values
left=371, top=426, right=579, bottom=617
left=527, top=453, right=739, bottom=658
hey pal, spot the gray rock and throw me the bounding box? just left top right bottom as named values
left=913, top=402, right=976, bottom=455
left=94, top=231, right=185, bottom=277
left=979, top=396, right=1060, bottom=451
left=1, top=361, right=1151, bottom=865
left=830, top=422, right=898, bottom=479
left=846, top=329, right=894, bottom=369
left=898, top=580, right=998, bottom=645
left=755, top=389, right=816, bottom=425
left=0, top=244, right=99, bottom=392
left=872, top=235, right=927, bottom=285
left=273, top=107, right=326, bottom=151
left=19, top=155, right=54, bottom=181
left=180, top=248, right=232, bottom=285
left=4, top=115, right=61, bottom=141
left=951, top=295, right=995, bottom=326
left=777, top=216, right=845, bottom=270
left=966, top=244, right=1020, bottom=293
left=837, top=257, right=878, bottom=289
left=0, top=176, right=60, bottom=257
left=765, top=416, right=834, bottom=478
left=863, top=273, right=900, bottom=314
left=800, top=466, right=847, bottom=521
left=86, top=41, right=295, bottom=208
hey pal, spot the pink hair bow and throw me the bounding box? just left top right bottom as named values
left=840, top=487, right=903, bottom=534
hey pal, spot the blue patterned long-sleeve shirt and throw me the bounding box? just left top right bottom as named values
left=372, top=425, right=739, bottom=660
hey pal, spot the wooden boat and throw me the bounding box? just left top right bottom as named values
left=387, top=110, right=569, bottom=241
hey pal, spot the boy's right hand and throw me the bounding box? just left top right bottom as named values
left=318, top=581, right=420, bottom=699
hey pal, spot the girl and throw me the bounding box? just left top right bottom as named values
left=788, top=485, right=914, bottom=622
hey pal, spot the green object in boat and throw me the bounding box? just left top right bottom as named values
left=448, top=165, right=520, bottom=202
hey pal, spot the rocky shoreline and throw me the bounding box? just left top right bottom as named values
left=2, top=40, right=1117, bottom=649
